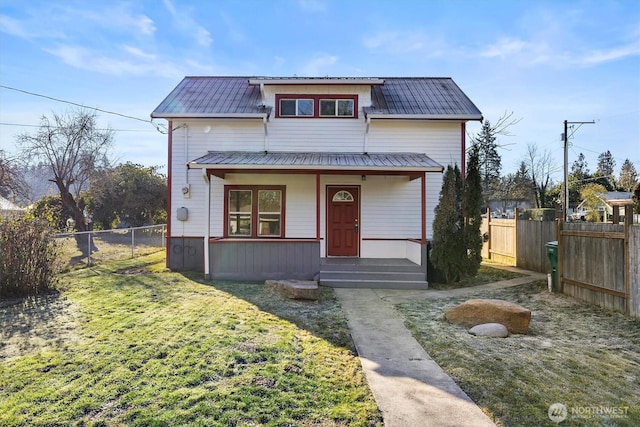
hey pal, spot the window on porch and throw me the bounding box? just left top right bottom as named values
left=225, top=186, right=285, bottom=238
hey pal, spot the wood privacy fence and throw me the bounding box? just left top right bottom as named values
left=558, top=217, right=639, bottom=317
left=481, top=206, right=639, bottom=318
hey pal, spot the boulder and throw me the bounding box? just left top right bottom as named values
left=468, top=323, right=509, bottom=338
left=265, top=280, right=319, bottom=300
left=444, top=299, right=531, bottom=334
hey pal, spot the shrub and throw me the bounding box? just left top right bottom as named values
left=431, top=165, right=465, bottom=283
left=0, top=216, right=61, bottom=297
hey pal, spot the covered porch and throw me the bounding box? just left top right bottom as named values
left=173, top=151, right=442, bottom=286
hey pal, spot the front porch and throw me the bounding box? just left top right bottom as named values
left=319, top=257, right=428, bottom=289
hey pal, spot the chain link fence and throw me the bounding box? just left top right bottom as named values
left=55, top=225, right=166, bottom=268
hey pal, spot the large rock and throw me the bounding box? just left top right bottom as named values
left=468, top=323, right=509, bottom=338
left=265, top=280, right=319, bottom=300
left=445, top=299, right=531, bottom=334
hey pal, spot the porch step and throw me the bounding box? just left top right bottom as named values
left=320, top=270, right=425, bottom=282
left=320, top=278, right=429, bottom=290
left=319, top=258, right=428, bottom=290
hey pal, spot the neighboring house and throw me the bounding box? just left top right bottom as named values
left=0, top=195, right=25, bottom=218
left=151, top=76, right=482, bottom=283
left=574, top=191, right=633, bottom=221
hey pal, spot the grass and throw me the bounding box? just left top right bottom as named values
left=397, top=280, right=640, bottom=427
left=428, top=264, right=526, bottom=290
left=0, top=252, right=382, bottom=426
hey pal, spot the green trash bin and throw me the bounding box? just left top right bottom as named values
left=545, top=241, right=558, bottom=291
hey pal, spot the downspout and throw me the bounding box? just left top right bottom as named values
left=364, top=115, right=371, bottom=153
left=203, top=168, right=211, bottom=280
left=184, top=124, right=189, bottom=185
left=263, top=115, right=269, bottom=152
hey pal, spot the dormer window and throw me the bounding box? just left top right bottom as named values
left=276, top=94, right=358, bottom=118
left=320, top=99, right=354, bottom=117
left=280, top=98, right=313, bottom=116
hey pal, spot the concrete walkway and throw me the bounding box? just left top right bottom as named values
left=335, top=266, right=546, bottom=427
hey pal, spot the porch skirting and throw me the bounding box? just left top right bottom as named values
left=168, top=237, right=321, bottom=281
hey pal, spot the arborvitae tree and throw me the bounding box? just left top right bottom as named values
left=633, top=182, right=640, bottom=214
left=618, top=159, right=638, bottom=192
left=463, top=145, right=483, bottom=277
left=431, top=165, right=465, bottom=283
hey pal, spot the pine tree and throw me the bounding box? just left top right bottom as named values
left=431, top=165, right=465, bottom=283
left=463, top=145, right=483, bottom=277
left=471, top=120, right=502, bottom=204
left=618, top=159, right=638, bottom=192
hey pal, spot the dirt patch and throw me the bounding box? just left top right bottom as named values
left=0, top=292, right=81, bottom=359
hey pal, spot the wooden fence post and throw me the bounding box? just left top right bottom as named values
left=625, top=203, right=632, bottom=314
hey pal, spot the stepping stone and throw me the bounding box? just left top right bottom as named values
left=265, top=279, right=319, bottom=300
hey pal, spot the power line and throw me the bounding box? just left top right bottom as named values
left=0, top=122, right=156, bottom=133
left=0, top=85, right=167, bottom=134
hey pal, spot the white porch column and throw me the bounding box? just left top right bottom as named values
left=203, top=169, right=211, bottom=279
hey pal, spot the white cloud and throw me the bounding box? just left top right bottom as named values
left=162, top=0, right=212, bottom=48
left=479, top=38, right=530, bottom=58
left=581, top=43, right=640, bottom=65
left=362, top=30, right=446, bottom=57
left=297, top=0, right=326, bottom=13
left=44, top=44, right=186, bottom=79
left=299, top=54, right=339, bottom=76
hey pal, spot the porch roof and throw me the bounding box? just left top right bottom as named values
left=188, top=151, right=443, bottom=175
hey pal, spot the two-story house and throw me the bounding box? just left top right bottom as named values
left=151, top=76, right=482, bottom=287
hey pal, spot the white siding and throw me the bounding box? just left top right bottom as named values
left=167, top=98, right=465, bottom=252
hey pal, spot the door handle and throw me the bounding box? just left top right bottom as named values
left=354, top=224, right=359, bottom=233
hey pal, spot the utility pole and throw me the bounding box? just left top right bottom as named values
left=563, top=120, right=595, bottom=221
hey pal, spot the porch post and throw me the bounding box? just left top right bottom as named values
left=203, top=169, right=211, bottom=279
left=421, top=172, right=426, bottom=244
left=316, top=173, right=321, bottom=240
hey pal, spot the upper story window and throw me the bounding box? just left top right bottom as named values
left=280, top=98, right=313, bottom=117
left=276, top=94, right=358, bottom=118
left=320, top=99, right=354, bottom=117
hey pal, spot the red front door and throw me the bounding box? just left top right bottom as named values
left=327, top=186, right=359, bottom=256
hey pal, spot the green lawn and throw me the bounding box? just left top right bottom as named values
left=0, top=253, right=382, bottom=426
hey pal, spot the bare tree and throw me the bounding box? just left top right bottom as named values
left=17, top=110, right=113, bottom=231
left=523, top=143, right=560, bottom=208
left=0, top=149, right=29, bottom=202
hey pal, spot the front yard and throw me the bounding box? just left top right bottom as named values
left=0, top=252, right=382, bottom=426
left=2, top=252, right=638, bottom=426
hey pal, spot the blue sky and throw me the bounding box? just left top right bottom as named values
left=1, top=0, right=638, bottom=181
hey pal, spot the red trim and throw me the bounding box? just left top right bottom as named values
left=223, top=185, right=286, bottom=238
left=166, top=120, right=173, bottom=268
left=275, top=94, right=359, bottom=119
left=316, top=173, right=321, bottom=240
left=421, top=173, right=426, bottom=244
left=461, top=122, right=466, bottom=178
